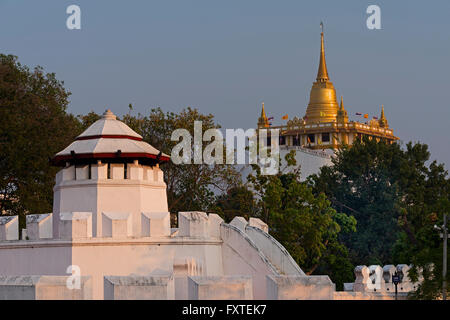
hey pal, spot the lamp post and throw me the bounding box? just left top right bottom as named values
left=392, top=271, right=400, bottom=300
left=442, top=214, right=448, bottom=300
left=435, top=213, right=449, bottom=300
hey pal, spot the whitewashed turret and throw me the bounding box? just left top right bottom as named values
left=50, top=110, right=170, bottom=238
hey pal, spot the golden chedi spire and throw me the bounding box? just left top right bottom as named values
left=316, top=23, right=329, bottom=82
left=378, top=104, right=388, bottom=128
left=258, top=102, right=270, bottom=128
left=304, top=23, right=339, bottom=124
left=337, top=96, right=348, bottom=123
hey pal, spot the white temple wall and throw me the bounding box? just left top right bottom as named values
left=280, top=147, right=333, bottom=181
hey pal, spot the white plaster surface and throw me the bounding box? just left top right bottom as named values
left=0, top=275, right=92, bottom=300
left=59, top=212, right=93, bottom=239
left=248, top=218, right=268, bottom=233
left=207, top=214, right=223, bottom=239
left=141, top=212, right=170, bottom=237
left=178, top=212, right=209, bottom=237
left=245, top=226, right=305, bottom=276
left=104, top=275, right=174, bottom=300
left=266, top=275, right=335, bottom=300
left=26, top=214, right=52, bottom=240
left=280, top=146, right=333, bottom=181
left=53, top=165, right=168, bottom=238
left=0, top=216, right=18, bottom=241
left=188, top=276, right=252, bottom=300
left=229, top=216, right=248, bottom=232
left=353, top=265, right=370, bottom=292
left=220, top=223, right=278, bottom=299
left=102, top=212, right=131, bottom=238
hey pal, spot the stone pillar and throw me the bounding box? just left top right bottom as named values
left=353, top=265, right=370, bottom=292
left=396, top=264, right=413, bottom=292
left=383, top=265, right=396, bottom=293
left=75, top=165, right=89, bottom=180
left=367, top=265, right=384, bottom=292
left=26, top=214, right=53, bottom=240
left=178, top=212, right=209, bottom=237
left=59, top=212, right=93, bottom=239
left=141, top=212, right=170, bottom=237
left=208, top=214, right=224, bottom=239
left=0, top=216, right=19, bottom=241
left=230, top=216, right=248, bottom=233
left=102, top=212, right=131, bottom=238
left=249, top=218, right=268, bottom=233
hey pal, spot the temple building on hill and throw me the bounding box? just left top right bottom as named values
left=258, top=27, right=399, bottom=180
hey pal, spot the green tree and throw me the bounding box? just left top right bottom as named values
left=309, top=137, right=408, bottom=265
left=0, top=54, right=80, bottom=229
left=213, top=185, right=257, bottom=222
left=77, top=111, right=101, bottom=131
left=309, top=137, right=450, bottom=298
left=121, top=107, right=241, bottom=214
left=247, top=153, right=356, bottom=290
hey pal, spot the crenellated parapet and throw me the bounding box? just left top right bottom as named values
left=349, top=264, right=421, bottom=293
left=55, top=161, right=165, bottom=186
left=0, top=212, right=269, bottom=243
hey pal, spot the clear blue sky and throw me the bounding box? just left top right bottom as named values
left=1, top=0, right=449, bottom=169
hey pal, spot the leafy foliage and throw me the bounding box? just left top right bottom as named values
left=308, top=137, right=450, bottom=298
left=0, top=54, right=80, bottom=229
left=213, top=186, right=257, bottom=222
left=121, top=107, right=241, bottom=214
left=245, top=153, right=356, bottom=290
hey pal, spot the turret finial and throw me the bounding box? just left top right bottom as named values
left=102, top=109, right=117, bottom=120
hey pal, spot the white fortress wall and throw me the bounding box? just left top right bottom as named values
left=0, top=210, right=340, bottom=300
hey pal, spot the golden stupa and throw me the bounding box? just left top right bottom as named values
left=258, top=24, right=399, bottom=150
left=304, top=29, right=340, bottom=124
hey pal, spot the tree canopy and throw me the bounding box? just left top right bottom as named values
left=0, top=54, right=80, bottom=228
left=235, top=152, right=358, bottom=290
left=308, top=137, right=450, bottom=298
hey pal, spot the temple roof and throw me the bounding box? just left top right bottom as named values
left=51, top=110, right=170, bottom=166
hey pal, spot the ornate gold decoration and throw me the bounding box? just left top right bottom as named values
left=304, top=25, right=340, bottom=124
